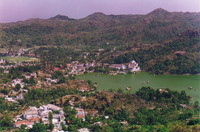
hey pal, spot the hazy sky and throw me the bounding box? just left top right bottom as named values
left=0, top=0, right=199, bottom=22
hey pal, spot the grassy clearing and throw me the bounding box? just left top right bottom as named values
left=0, top=57, right=39, bottom=63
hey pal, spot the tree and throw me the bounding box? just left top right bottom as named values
left=67, top=125, right=78, bottom=131
left=29, top=77, right=36, bottom=85
left=115, top=109, right=130, bottom=121
left=21, top=124, right=27, bottom=129
left=194, top=101, right=199, bottom=108
left=29, top=123, right=47, bottom=132
left=170, top=122, right=190, bottom=132
left=61, top=122, right=67, bottom=131
left=91, top=124, right=102, bottom=132
left=52, top=71, right=63, bottom=79
left=15, top=84, right=21, bottom=91
left=64, top=106, right=77, bottom=116
left=117, top=88, right=123, bottom=94
left=0, top=113, right=13, bottom=127
left=48, top=112, right=54, bottom=130
left=48, top=112, right=53, bottom=122
left=187, top=119, right=200, bottom=125
left=178, top=112, right=192, bottom=120
left=48, top=123, right=54, bottom=131
left=103, top=126, right=114, bottom=132
left=58, top=77, right=66, bottom=84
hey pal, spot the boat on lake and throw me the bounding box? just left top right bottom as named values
left=142, top=81, right=150, bottom=84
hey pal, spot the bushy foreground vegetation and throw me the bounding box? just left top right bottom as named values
left=1, top=85, right=199, bottom=132
left=136, top=87, right=190, bottom=104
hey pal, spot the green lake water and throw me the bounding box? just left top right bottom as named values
left=76, top=72, right=200, bottom=102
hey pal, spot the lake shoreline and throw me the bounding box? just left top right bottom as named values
left=79, top=71, right=200, bottom=76
left=76, top=72, right=200, bottom=102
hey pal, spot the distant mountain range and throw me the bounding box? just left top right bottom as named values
left=49, top=14, right=75, bottom=21
left=0, top=8, right=200, bottom=74
left=1, top=8, right=199, bottom=46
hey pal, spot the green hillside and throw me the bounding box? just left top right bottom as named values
left=0, top=8, right=199, bottom=74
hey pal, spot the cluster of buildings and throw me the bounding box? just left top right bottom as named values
left=109, top=64, right=126, bottom=70
left=13, top=103, right=99, bottom=131
left=75, top=108, right=98, bottom=121
left=65, top=61, right=96, bottom=75
left=4, top=88, right=28, bottom=103
left=53, top=60, right=141, bottom=76
left=0, top=49, right=38, bottom=71
left=5, top=93, right=24, bottom=103
left=0, top=58, right=141, bottom=130
left=0, top=48, right=36, bottom=58
left=109, top=60, right=141, bottom=73
left=10, top=72, right=36, bottom=88
left=23, top=72, right=37, bottom=79
left=1, top=48, right=27, bottom=57
left=0, top=62, right=37, bottom=71
left=14, top=104, right=65, bottom=131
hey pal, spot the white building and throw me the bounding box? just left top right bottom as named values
left=5, top=95, right=18, bottom=103
left=47, top=104, right=62, bottom=111
left=12, top=79, right=25, bottom=88
left=0, top=59, right=6, bottom=64
left=46, top=78, right=58, bottom=83
left=128, top=60, right=141, bottom=72
left=78, top=128, right=90, bottom=132
left=16, top=94, right=24, bottom=100
left=109, top=64, right=126, bottom=70
left=23, top=107, right=39, bottom=119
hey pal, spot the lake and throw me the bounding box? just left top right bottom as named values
left=76, top=72, right=200, bottom=102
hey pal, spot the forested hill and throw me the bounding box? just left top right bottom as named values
left=110, top=29, right=200, bottom=74
left=0, top=8, right=200, bottom=74
left=1, top=8, right=200, bottom=47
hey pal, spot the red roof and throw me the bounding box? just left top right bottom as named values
left=60, top=66, right=64, bottom=69
left=77, top=114, right=85, bottom=118
left=80, top=86, right=90, bottom=91
left=53, top=67, right=60, bottom=71
left=28, top=54, right=35, bottom=57
left=86, top=110, right=98, bottom=115
left=28, top=117, right=40, bottom=123
left=67, top=120, right=72, bottom=124
left=14, top=120, right=31, bottom=126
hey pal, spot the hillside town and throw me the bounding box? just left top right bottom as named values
left=13, top=104, right=66, bottom=131
left=12, top=103, right=98, bottom=132
left=0, top=54, right=143, bottom=131
left=0, top=56, right=140, bottom=74
left=1, top=49, right=199, bottom=132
